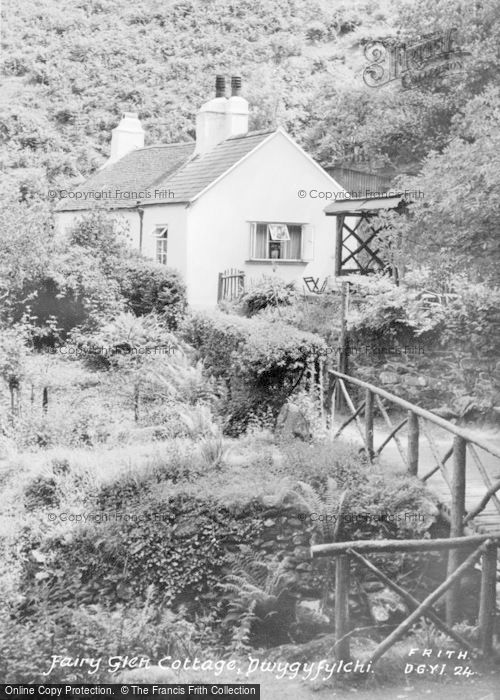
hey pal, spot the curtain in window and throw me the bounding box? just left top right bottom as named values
left=254, top=223, right=268, bottom=258
left=281, top=225, right=301, bottom=259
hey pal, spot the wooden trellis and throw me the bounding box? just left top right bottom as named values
left=324, top=193, right=407, bottom=278
left=335, top=212, right=386, bottom=275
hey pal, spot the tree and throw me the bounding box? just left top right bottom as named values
left=393, top=87, right=500, bottom=284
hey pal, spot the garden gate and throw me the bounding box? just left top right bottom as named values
left=217, top=268, right=245, bottom=303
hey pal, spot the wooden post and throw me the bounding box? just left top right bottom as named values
left=446, top=436, right=467, bottom=625
left=335, top=216, right=344, bottom=277
left=336, top=282, right=348, bottom=411
left=217, top=272, right=223, bottom=303
left=9, top=379, right=21, bottom=420
left=335, top=554, right=350, bottom=660
left=365, top=389, right=374, bottom=460
left=42, top=386, right=49, bottom=414
left=319, top=358, right=325, bottom=427
left=407, top=411, right=419, bottom=476
left=479, top=542, right=497, bottom=656
left=134, top=384, right=140, bottom=423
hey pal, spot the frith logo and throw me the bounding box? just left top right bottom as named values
left=362, top=29, right=468, bottom=89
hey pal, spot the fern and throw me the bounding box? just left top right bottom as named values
left=293, top=479, right=348, bottom=543
left=220, top=549, right=290, bottom=650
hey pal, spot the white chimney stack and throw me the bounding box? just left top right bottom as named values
left=195, top=75, right=249, bottom=156
left=226, top=76, right=249, bottom=139
left=109, top=112, right=145, bottom=164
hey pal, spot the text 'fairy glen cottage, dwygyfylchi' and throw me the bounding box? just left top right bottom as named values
left=56, top=76, right=349, bottom=307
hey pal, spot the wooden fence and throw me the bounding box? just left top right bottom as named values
left=311, top=534, right=498, bottom=662
left=217, top=268, right=245, bottom=303
left=314, top=368, right=500, bottom=661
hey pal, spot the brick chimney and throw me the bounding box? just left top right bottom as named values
left=195, top=75, right=249, bottom=155
left=109, top=112, right=145, bottom=164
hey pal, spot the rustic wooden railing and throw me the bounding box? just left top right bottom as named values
left=311, top=534, right=499, bottom=663
left=327, top=369, right=500, bottom=626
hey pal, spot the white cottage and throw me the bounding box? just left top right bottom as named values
left=56, top=76, right=346, bottom=307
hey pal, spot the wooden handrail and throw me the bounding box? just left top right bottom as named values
left=311, top=534, right=498, bottom=557
left=329, top=370, right=500, bottom=459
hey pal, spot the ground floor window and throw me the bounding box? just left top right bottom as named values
left=250, top=222, right=303, bottom=260
left=153, top=225, right=168, bottom=265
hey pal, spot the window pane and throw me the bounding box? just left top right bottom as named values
left=156, top=239, right=167, bottom=264
left=254, top=223, right=267, bottom=258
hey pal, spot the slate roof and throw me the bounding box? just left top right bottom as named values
left=56, top=130, right=275, bottom=212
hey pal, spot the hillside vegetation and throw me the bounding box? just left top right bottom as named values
left=2, top=0, right=500, bottom=283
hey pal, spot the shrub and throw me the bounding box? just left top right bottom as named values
left=15, top=247, right=124, bottom=340
left=238, top=276, right=297, bottom=317
left=258, top=292, right=343, bottom=345
left=182, top=311, right=326, bottom=433
left=441, top=283, right=500, bottom=358
left=67, top=210, right=129, bottom=277
left=73, top=312, right=181, bottom=370
left=347, top=276, right=444, bottom=348
left=118, top=256, right=187, bottom=329
left=24, top=474, right=58, bottom=510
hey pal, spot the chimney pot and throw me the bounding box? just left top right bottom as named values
left=215, top=75, right=226, bottom=98
left=231, top=76, right=242, bottom=96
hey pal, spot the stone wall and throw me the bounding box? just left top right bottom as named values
left=349, top=349, right=500, bottom=420
left=253, top=495, right=325, bottom=596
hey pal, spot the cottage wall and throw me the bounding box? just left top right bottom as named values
left=185, top=131, right=344, bottom=307
left=55, top=204, right=189, bottom=279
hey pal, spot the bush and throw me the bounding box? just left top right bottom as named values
left=24, top=475, right=58, bottom=510
left=14, top=246, right=124, bottom=340
left=441, top=283, right=500, bottom=359
left=182, top=311, right=326, bottom=433
left=238, top=276, right=297, bottom=317
left=118, top=256, right=187, bottom=329
left=73, top=312, right=181, bottom=370
left=67, top=211, right=129, bottom=277
left=347, top=276, right=444, bottom=348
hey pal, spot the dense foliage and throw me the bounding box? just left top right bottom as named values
left=0, top=211, right=186, bottom=341
left=182, top=310, right=326, bottom=432
left=237, top=276, right=297, bottom=317
left=118, top=256, right=187, bottom=328
left=3, top=0, right=500, bottom=281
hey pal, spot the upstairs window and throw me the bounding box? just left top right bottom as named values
left=250, top=222, right=303, bottom=261
left=153, top=225, right=168, bottom=265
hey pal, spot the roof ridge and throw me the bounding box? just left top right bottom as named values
left=133, top=141, right=194, bottom=152
left=226, top=129, right=277, bottom=140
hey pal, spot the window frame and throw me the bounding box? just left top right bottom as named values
left=249, top=221, right=305, bottom=262
left=153, top=225, right=168, bottom=265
